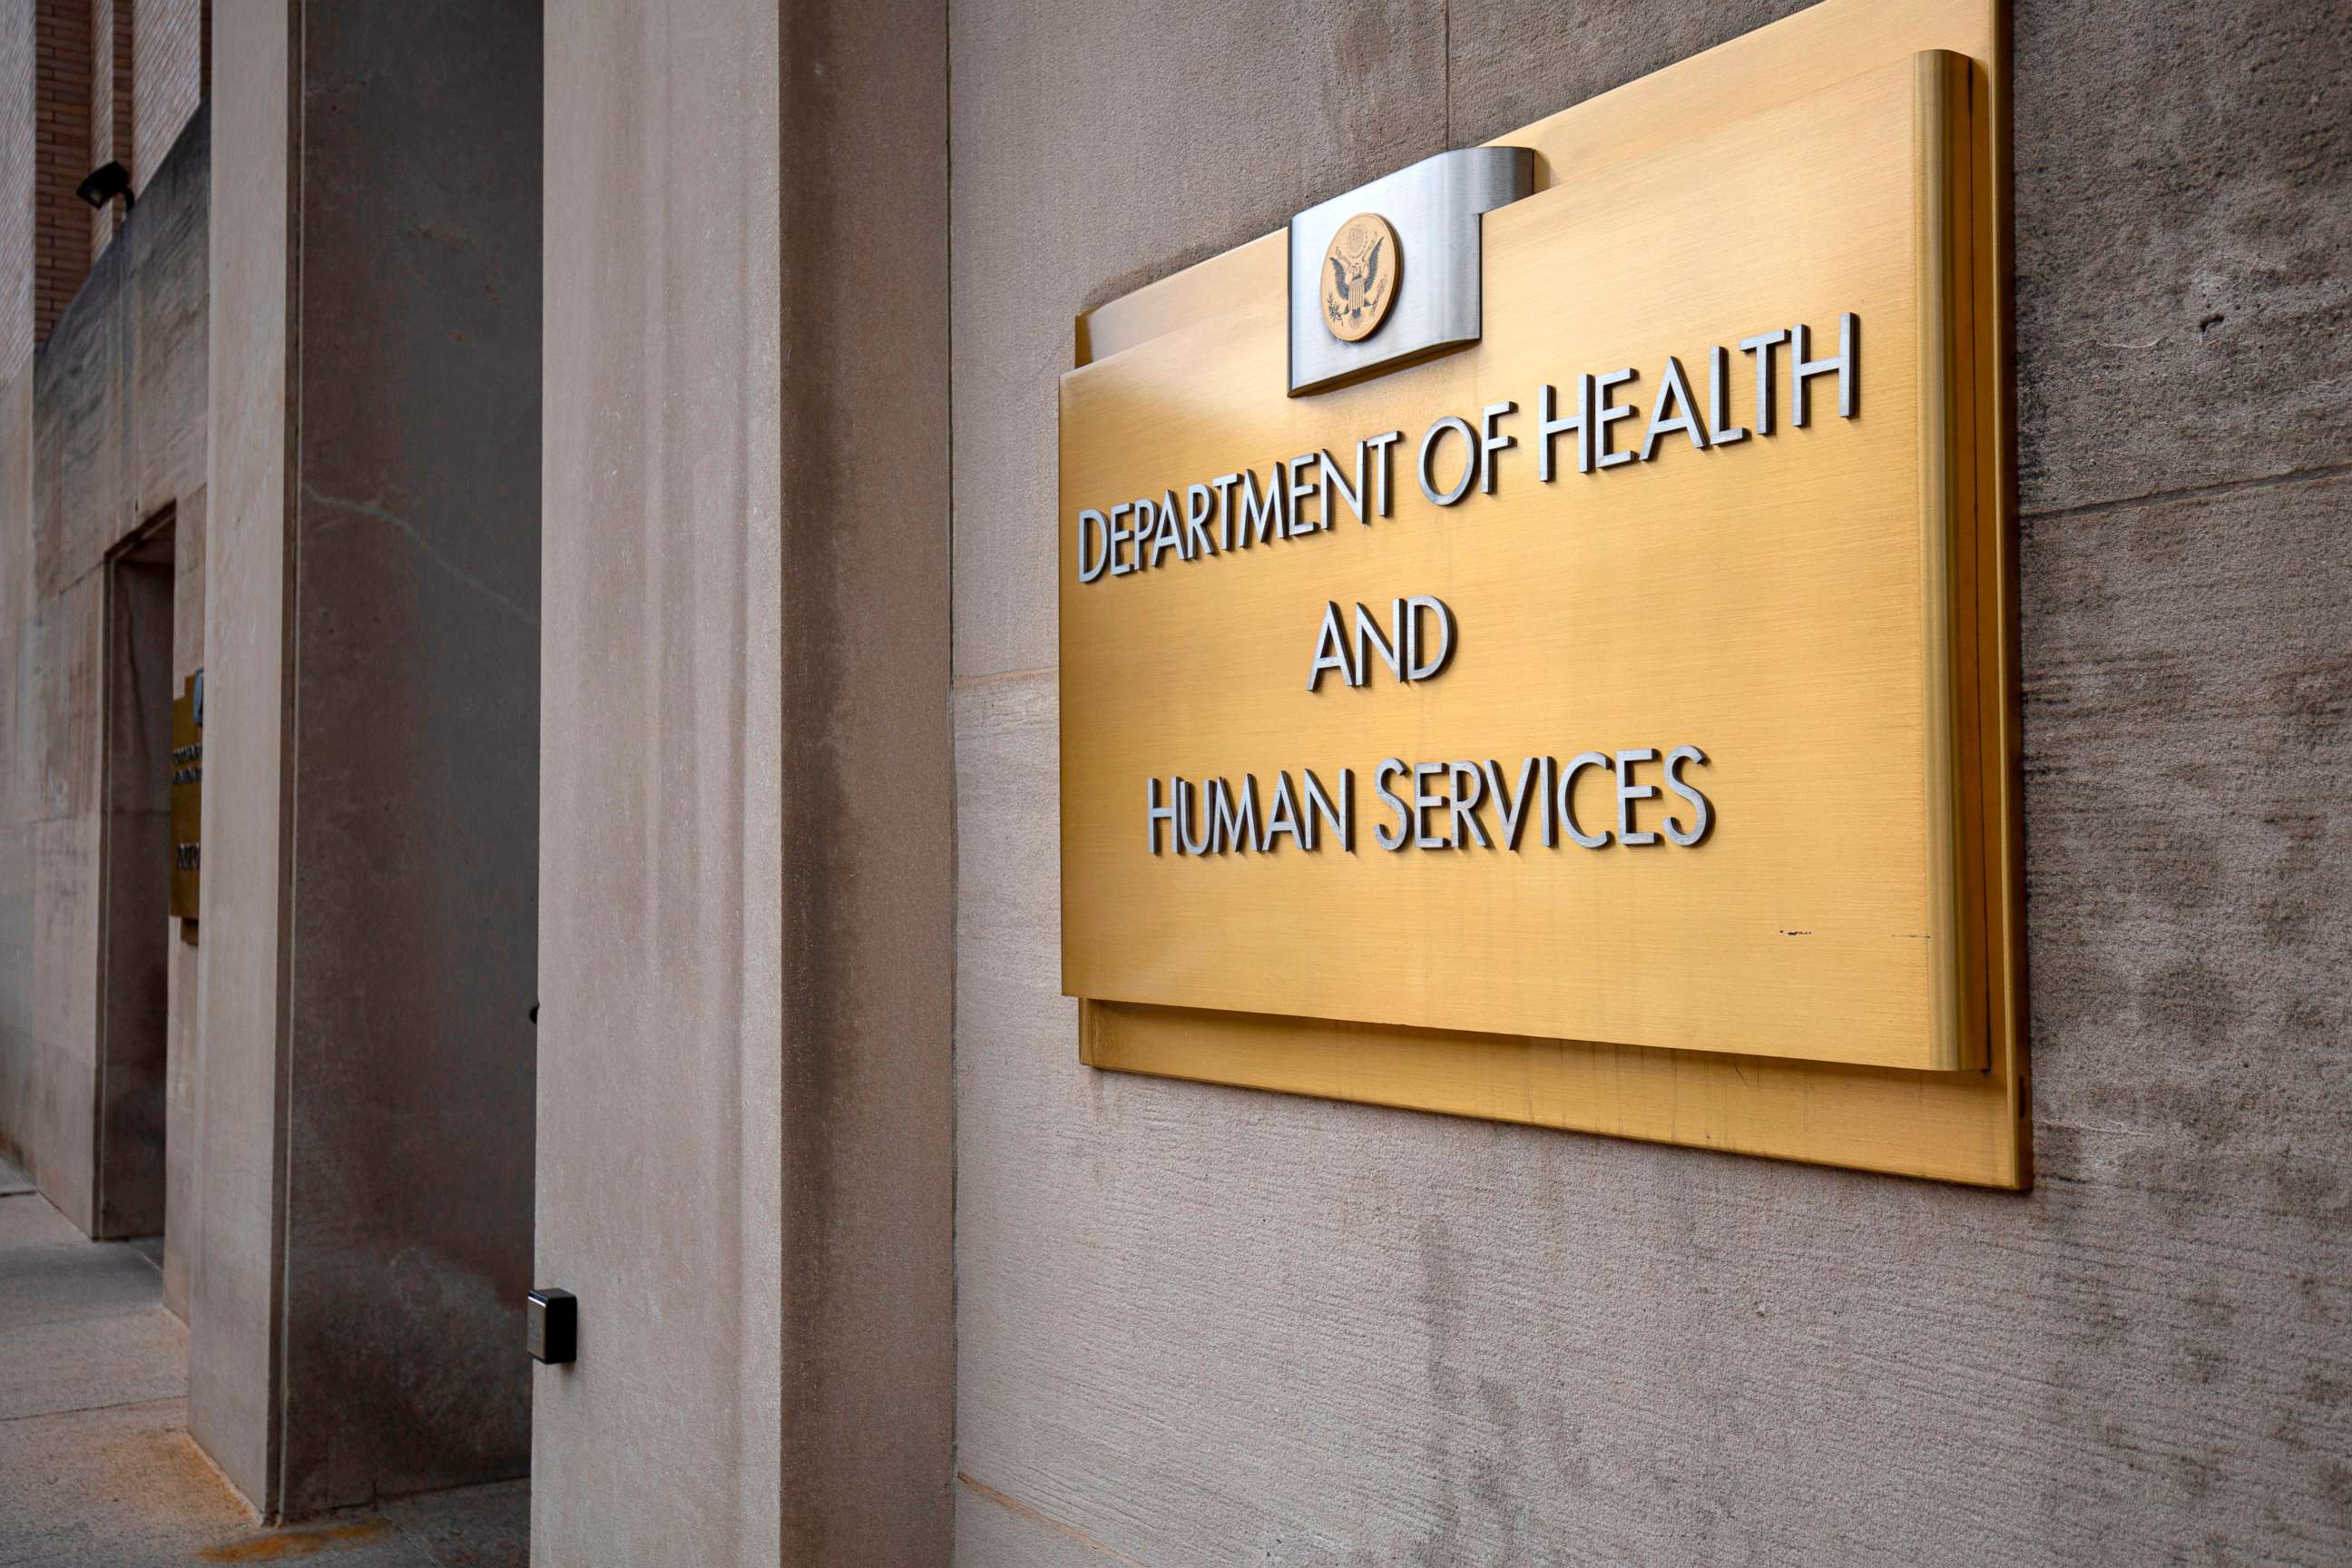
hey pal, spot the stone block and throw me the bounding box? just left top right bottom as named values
left=264, top=1, right=541, bottom=1520
left=31, top=572, right=98, bottom=819
left=2008, top=0, right=2351, bottom=512
left=1450, top=0, right=2352, bottom=515
left=188, top=0, right=294, bottom=1507
left=31, top=814, right=97, bottom=1069
left=0, top=1034, right=93, bottom=1235
left=533, top=2, right=783, bottom=1560
left=953, top=1479, right=1125, bottom=1568
left=1445, top=0, right=1812, bottom=146
left=126, top=104, right=208, bottom=523
left=2020, top=469, right=2352, bottom=1163
left=948, top=0, right=1448, bottom=681
left=0, top=823, right=30, bottom=1036
left=32, top=242, right=128, bottom=603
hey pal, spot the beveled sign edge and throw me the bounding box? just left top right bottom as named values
left=1061, top=0, right=2024, bottom=1190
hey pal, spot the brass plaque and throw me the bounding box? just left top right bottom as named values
left=170, top=671, right=201, bottom=920
left=1060, top=0, right=2022, bottom=1183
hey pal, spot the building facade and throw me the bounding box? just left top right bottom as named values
left=1, top=0, right=543, bottom=1528
left=4, top=1, right=2348, bottom=1564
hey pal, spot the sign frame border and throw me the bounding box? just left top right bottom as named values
left=1064, top=0, right=2025, bottom=1189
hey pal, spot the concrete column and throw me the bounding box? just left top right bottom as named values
left=161, top=485, right=201, bottom=1318
left=534, top=1, right=953, bottom=1561
left=193, top=0, right=542, bottom=1520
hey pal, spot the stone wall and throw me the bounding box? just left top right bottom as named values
left=534, top=0, right=955, bottom=1561
left=192, top=3, right=542, bottom=1518
left=131, top=0, right=202, bottom=201
left=184, top=1, right=284, bottom=1501
left=0, top=15, right=34, bottom=378
left=947, top=2, right=2352, bottom=1563
left=0, top=103, right=204, bottom=1238
left=161, top=478, right=198, bottom=1315
left=86, top=0, right=130, bottom=263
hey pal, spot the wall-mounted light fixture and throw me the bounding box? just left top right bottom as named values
left=75, top=161, right=132, bottom=211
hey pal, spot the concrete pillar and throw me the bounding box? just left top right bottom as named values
left=162, top=485, right=201, bottom=1318
left=192, top=0, right=542, bottom=1520
left=534, top=1, right=953, bottom=1561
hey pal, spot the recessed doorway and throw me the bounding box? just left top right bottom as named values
left=93, top=511, right=177, bottom=1241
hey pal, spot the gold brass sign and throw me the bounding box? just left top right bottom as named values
left=169, top=670, right=201, bottom=921
left=1059, top=0, right=2024, bottom=1186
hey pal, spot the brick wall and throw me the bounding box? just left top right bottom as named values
left=0, top=14, right=31, bottom=378
left=132, top=0, right=201, bottom=198
left=2, top=0, right=203, bottom=377
left=87, top=0, right=127, bottom=261
left=33, top=2, right=92, bottom=360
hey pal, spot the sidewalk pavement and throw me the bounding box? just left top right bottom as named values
left=0, top=1154, right=527, bottom=1566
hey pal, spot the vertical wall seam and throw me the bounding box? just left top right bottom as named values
left=269, top=0, right=304, bottom=1524
left=940, top=0, right=960, bottom=1510
left=89, top=542, right=117, bottom=1231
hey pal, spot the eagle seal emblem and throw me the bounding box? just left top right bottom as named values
left=1320, top=213, right=1398, bottom=342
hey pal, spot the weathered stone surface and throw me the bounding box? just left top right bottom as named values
left=533, top=4, right=786, bottom=1563
left=27, top=809, right=99, bottom=1226
left=1452, top=0, right=2352, bottom=516
left=189, top=0, right=290, bottom=1502
left=2007, top=1, right=2351, bottom=513
left=1446, top=0, right=1813, bottom=145
left=2021, top=471, right=2352, bottom=1165
left=161, top=488, right=204, bottom=1321
left=955, top=1479, right=1131, bottom=1568
left=0, top=368, right=33, bottom=828
left=775, top=0, right=958, bottom=1558
left=125, top=109, right=209, bottom=525
left=31, top=247, right=126, bottom=605
left=0, top=1025, right=93, bottom=1230
left=0, top=94, right=209, bottom=1254
left=31, top=573, right=98, bottom=822
left=270, top=3, right=542, bottom=1518
left=163, top=0, right=544, bottom=1519
left=535, top=0, right=957, bottom=1560
left=0, top=372, right=33, bottom=1206
left=947, top=0, right=1448, bottom=681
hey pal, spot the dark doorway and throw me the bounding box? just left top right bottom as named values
left=94, top=513, right=175, bottom=1240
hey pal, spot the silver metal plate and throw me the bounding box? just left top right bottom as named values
left=1288, top=146, right=1534, bottom=397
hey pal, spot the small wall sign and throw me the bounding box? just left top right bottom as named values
left=170, top=669, right=201, bottom=922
